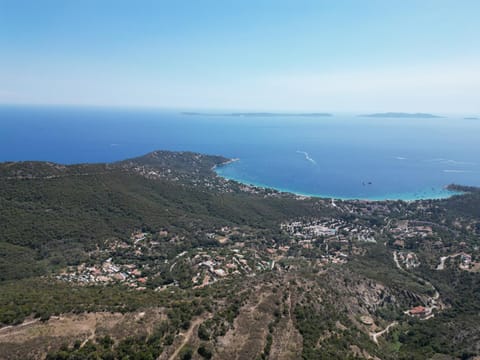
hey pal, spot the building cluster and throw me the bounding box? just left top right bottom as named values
left=55, top=230, right=159, bottom=288
left=395, top=251, right=421, bottom=269
left=56, top=225, right=278, bottom=290
left=280, top=218, right=376, bottom=265
left=329, top=200, right=392, bottom=217
left=56, top=258, right=148, bottom=289
left=390, top=220, right=434, bottom=242
left=281, top=219, right=337, bottom=238
left=188, top=248, right=273, bottom=288
left=281, top=217, right=377, bottom=244
left=436, top=252, right=478, bottom=272
left=53, top=206, right=477, bottom=300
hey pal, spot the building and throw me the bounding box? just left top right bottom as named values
left=408, top=306, right=429, bottom=318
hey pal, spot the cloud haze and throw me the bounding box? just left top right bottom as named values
left=1, top=1, right=479, bottom=113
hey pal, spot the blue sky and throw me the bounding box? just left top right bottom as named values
left=1, top=0, right=479, bottom=113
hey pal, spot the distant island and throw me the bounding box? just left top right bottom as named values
left=360, top=112, right=443, bottom=118
left=464, top=117, right=479, bottom=120
left=182, top=112, right=332, bottom=117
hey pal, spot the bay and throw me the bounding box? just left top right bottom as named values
left=1, top=105, right=479, bottom=200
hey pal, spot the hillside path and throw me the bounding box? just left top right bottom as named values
left=162, top=316, right=207, bottom=360
left=370, top=321, right=397, bottom=345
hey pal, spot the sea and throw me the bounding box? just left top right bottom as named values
left=1, top=105, right=479, bottom=201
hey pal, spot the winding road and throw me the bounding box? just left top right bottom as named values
left=391, top=251, right=444, bottom=318
left=436, top=253, right=462, bottom=270
left=370, top=321, right=398, bottom=345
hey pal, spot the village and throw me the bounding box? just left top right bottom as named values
left=56, top=257, right=149, bottom=289
left=55, top=216, right=366, bottom=289
left=54, top=212, right=479, bottom=325
left=55, top=228, right=276, bottom=290
left=31, top=200, right=480, bottom=355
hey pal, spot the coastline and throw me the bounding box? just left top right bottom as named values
left=211, top=157, right=240, bottom=171
left=214, top=160, right=463, bottom=202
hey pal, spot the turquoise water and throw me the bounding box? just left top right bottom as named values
left=1, top=105, right=479, bottom=200
left=215, top=162, right=462, bottom=201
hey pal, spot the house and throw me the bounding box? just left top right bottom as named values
left=415, top=226, right=433, bottom=234
left=214, top=269, right=227, bottom=277
left=460, top=253, right=472, bottom=269
left=461, top=253, right=472, bottom=264
left=409, top=306, right=429, bottom=318
left=393, top=239, right=405, bottom=248
left=132, top=269, right=142, bottom=277
left=113, top=273, right=126, bottom=281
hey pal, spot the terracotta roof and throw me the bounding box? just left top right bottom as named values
left=410, top=306, right=426, bottom=314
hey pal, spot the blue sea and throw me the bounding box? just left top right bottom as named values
left=1, top=105, right=479, bottom=200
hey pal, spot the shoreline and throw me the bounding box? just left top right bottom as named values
left=211, top=157, right=240, bottom=171
left=214, top=160, right=463, bottom=202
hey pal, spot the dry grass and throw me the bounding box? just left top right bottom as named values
left=0, top=309, right=166, bottom=360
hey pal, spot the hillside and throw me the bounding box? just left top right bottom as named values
left=0, top=151, right=479, bottom=359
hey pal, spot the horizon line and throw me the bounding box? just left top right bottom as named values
left=0, top=102, right=477, bottom=117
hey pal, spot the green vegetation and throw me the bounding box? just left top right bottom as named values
left=0, top=152, right=326, bottom=283
left=1, top=151, right=479, bottom=359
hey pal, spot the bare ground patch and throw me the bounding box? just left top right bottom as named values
left=269, top=286, right=302, bottom=360
left=215, top=285, right=277, bottom=360
left=0, top=309, right=166, bottom=359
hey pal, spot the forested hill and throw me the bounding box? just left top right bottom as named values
left=0, top=150, right=330, bottom=282
left=0, top=150, right=228, bottom=181
left=117, top=150, right=229, bottom=176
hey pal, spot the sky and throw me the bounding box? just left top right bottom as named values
left=1, top=0, right=479, bottom=113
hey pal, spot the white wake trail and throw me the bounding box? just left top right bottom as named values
left=296, top=150, right=316, bottom=165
